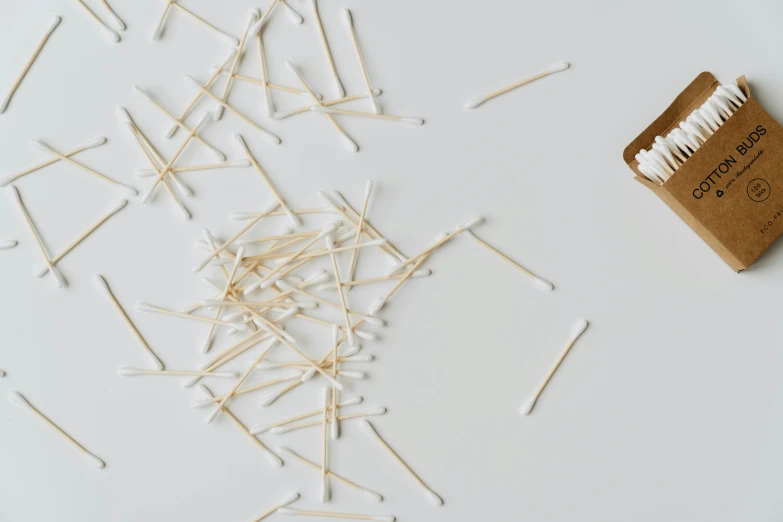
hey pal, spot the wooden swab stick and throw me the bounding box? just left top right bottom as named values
left=10, top=185, right=65, bottom=287
left=463, top=229, right=554, bottom=292
left=272, top=408, right=385, bottom=434
left=520, top=319, right=589, bottom=415
left=135, top=160, right=249, bottom=176
left=167, top=49, right=236, bottom=138
left=278, top=447, right=383, bottom=502
left=311, top=106, right=423, bottom=125
left=369, top=244, right=439, bottom=315
left=286, top=61, right=357, bottom=152
left=1, top=137, right=106, bottom=186
left=250, top=492, right=301, bottom=522
left=215, top=9, right=260, bottom=120
left=9, top=391, right=105, bottom=468
left=136, top=302, right=249, bottom=330
left=133, top=85, right=225, bottom=161
left=347, top=181, right=373, bottom=286
left=190, top=372, right=302, bottom=408
left=192, top=200, right=281, bottom=272
left=256, top=24, right=275, bottom=117
left=250, top=397, right=362, bottom=434
left=211, top=69, right=325, bottom=100
left=342, top=9, right=381, bottom=114
left=99, top=0, right=125, bottom=31
left=94, top=275, right=164, bottom=370
left=325, top=236, right=356, bottom=347
left=362, top=420, right=442, bottom=506
left=247, top=238, right=386, bottom=261
left=206, top=337, right=278, bottom=423
left=278, top=507, right=393, bottom=522
left=184, top=76, right=281, bottom=145
left=318, top=271, right=430, bottom=290
left=465, top=61, right=570, bottom=109
left=118, top=367, right=237, bottom=378
left=308, top=0, right=344, bottom=98
left=76, top=0, right=120, bottom=43
left=150, top=0, right=173, bottom=40
left=321, top=387, right=331, bottom=502
left=35, top=200, right=128, bottom=277
left=198, top=384, right=282, bottom=466
left=1, top=16, right=61, bottom=114
left=169, top=1, right=239, bottom=44
left=29, top=139, right=137, bottom=195
left=233, top=134, right=299, bottom=227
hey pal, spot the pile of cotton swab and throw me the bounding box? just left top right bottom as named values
left=635, top=83, right=747, bottom=185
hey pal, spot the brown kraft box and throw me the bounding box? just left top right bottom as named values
left=623, top=72, right=783, bottom=272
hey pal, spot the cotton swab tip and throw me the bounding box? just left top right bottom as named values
left=101, top=24, right=121, bottom=43
left=86, top=136, right=108, bottom=148
left=259, top=392, right=280, bottom=407
left=464, top=96, right=487, bottom=110
left=424, top=490, right=444, bottom=506
left=462, top=215, right=485, bottom=229
left=117, top=366, right=140, bottom=376
left=572, top=318, right=589, bottom=337
left=402, top=117, right=424, bottom=125
left=321, top=476, right=331, bottom=503
left=135, top=302, right=158, bottom=313
left=0, top=96, right=9, bottom=114
left=547, top=61, right=570, bottom=73
left=87, top=454, right=106, bottom=469
left=532, top=277, right=554, bottom=292
left=277, top=446, right=296, bottom=459
left=342, top=7, right=353, bottom=25
left=519, top=395, right=537, bottom=416
left=372, top=516, right=395, bottom=522
left=47, top=15, right=63, bottom=34
left=116, top=106, right=132, bottom=123
left=368, top=297, right=386, bottom=316
left=93, top=274, right=110, bottom=292
left=366, top=406, right=386, bottom=415
left=29, top=139, right=51, bottom=153
left=8, top=391, right=30, bottom=408
left=277, top=508, right=297, bottom=516
left=279, top=492, right=300, bottom=506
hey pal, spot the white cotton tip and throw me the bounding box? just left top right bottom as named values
left=228, top=159, right=251, bottom=168
left=49, top=265, right=66, bottom=288
left=571, top=318, right=589, bottom=338
left=115, top=107, right=132, bottom=124
left=93, top=274, right=110, bottom=293
left=309, top=105, right=330, bottom=114
left=151, top=23, right=165, bottom=41
left=232, top=133, right=249, bottom=152
left=342, top=7, right=353, bottom=26
left=85, top=136, right=107, bottom=148
left=346, top=354, right=374, bottom=362
left=296, top=301, right=318, bottom=310
left=272, top=111, right=295, bottom=121
left=321, top=476, right=331, bottom=503
left=259, top=391, right=281, bottom=407
left=0, top=370, right=5, bottom=378
left=301, top=368, right=316, bottom=381
left=402, top=117, right=424, bottom=126
left=547, top=61, right=570, bottom=74
left=365, top=406, right=386, bottom=416
left=270, top=425, right=292, bottom=434
left=360, top=315, right=384, bottom=327
left=519, top=395, right=537, bottom=416
left=265, top=450, right=284, bottom=467
left=86, top=453, right=106, bottom=469
left=341, top=396, right=363, bottom=407
left=8, top=391, right=30, bottom=408
left=277, top=508, right=298, bottom=516
left=0, top=96, right=9, bottom=114
left=118, top=183, right=138, bottom=196
left=275, top=280, right=295, bottom=293
left=363, top=490, right=383, bottom=503
left=464, top=95, right=488, bottom=110
left=117, top=366, right=141, bottom=377
left=333, top=77, right=345, bottom=99
left=411, top=269, right=431, bottom=278
left=353, top=330, right=377, bottom=341
left=133, top=84, right=152, bottom=101
left=340, top=133, right=359, bottom=153
left=190, top=397, right=213, bottom=409
left=107, top=10, right=125, bottom=31
left=366, top=238, right=388, bottom=247
left=100, top=24, right=121, bottom=43
left=368, top=297, right=386, bottom=316
left=424, top=490, right=444, bottom=506
left=279, top=492, right=300, bottom=507
left=29, top=139, right=52, bottom=153
left=461, top=215, right=485, bottom=229
left=181, top=375, right=201, bottom=388
left=532, top=276, right=554, bottom=292
left=317, top=283, right=336, bottom=291
left=135, top=302, right=158, bottom=313
left=331, top=413, right=340, bottom=440
left=339, top=371, right=365, bottom=380
left=369, top=95, right=383, bottom=115
left=340, top=344, right=361, bottom=358
left=263, top=95, right=276, bottom=119
left=249, top=423, right=270, bottom=434
left=371, top=516, right=395, bottom=522
left=277, top=446, right=297, bottom=459
left=0, top=240, right=18, bottom=249
left=205, top=405, right=222, bottom=424
left=230, top=212, right=259, bottom=220
left=47, top=15, right=62, bottom=35
left=202, top=332, right=215, bottom=354
left=317, top=191, right=344, bottom=211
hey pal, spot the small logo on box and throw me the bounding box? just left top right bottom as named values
left=748, top=179, right=770, bottom=202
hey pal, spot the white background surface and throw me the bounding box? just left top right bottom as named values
left=2, top=1, right=783, bottom=521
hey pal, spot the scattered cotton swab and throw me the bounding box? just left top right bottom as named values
left=343, top=9, right=381, bottom=114
left=520, top=319, right=589, bottom=415
left=249, top=492, right=301, bottom=522
left=309, top=0, right=344, bottom=98
left=160, top=1, right=239, bottom=44
left=465, top=61, right=570, bottom=109
left=1, top=137, right=106, bottom=186
left=462, top=229, right=553, bottom=291
left=99, top=0, right=125, bottom=31
left=76, top=0, right=120, bottom=42
left=10, top=185, right=65, bottom=287
left=9, top=391, right=105, bottom=469
left=362, top=420, right=442, bottom=506
left=215, top=9, right=260, bottom=120
left=1, top=15, right=61, bottom=114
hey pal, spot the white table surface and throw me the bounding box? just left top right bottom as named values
left=2, top=1, right=783, bottom=521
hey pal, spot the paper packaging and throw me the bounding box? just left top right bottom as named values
left=623, top=72, right=783, bottom=272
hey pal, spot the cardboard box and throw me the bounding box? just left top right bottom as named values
left=623, top=72, right=783, bottom=272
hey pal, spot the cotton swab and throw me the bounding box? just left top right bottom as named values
left=34, top=200, right=127, bottom=277
left=278, top=447, right=383, bottom=502
left=464, top=61, right=570, bottom=109
left=132, top=85, right=225, bottom=161
left=166, top=49, right=236, bottom=138
left=1, top=137, right=106, bottom=186
left=307, top=0, right=344, bottom=98
left=1, top=15, right=61, bottom=114
left=285, top=61, right=358, bottom=152
left=347, top=181, right=373, bottom=286
left=150, top=0, right=173, bottom=39
left=275, top=281, right=383, bottom=326
left=197, top=384, right=283, bottom=467
left=29, top=139, right=136, bottom=195
left=272, top=90, right=381, bottom=120
left=272, top=408, right=386, bottom=434
left=279, top=0, right=304, bottom=24
left=9, top=391, right=105, bottom=469
left=135, top=160, right=249, bottom=176
left=76, top=0, right=120, bottom=43
left=233, top=133, right=300, bottom=227
left=168, top=1, right=239, bottom=44
left=94, top=274, right=164, bottom=370
left=250, top=492, right=301, bottom=522
left=0, top=240, right=17, bottom=249
left=212, top=70, right=323, bottom=99
left=321, top=387, right=331, bottom=503
left=190, top=372, right=302, bottom=408
left=215, top=9, right=260, bottom=120
left=99, top=0, right=125, bottom=30
left=277, top=507, right=394, bottom=522
left=324, top=236, right=357, bottom=347
left=184, top=75, right=281, bottom=145
left=10, top=185, right=65, bottom=287
left=310, top=106, right=423, bottom=125
left=520, top=319, right=589, bottom=415
left=118, top=367, right=237, bottom=378
left=462, top=229, right=554, bottom=291
left=362, top=420, right=442, bottom=506
left=136, top=302, right=248, bottom=331
left=200, top=240, right=245, bottom=353
left=255, top=24, right=275, bottom=118
left=250, top=396, right=362, bottom=434
left=343, top=9, right=381, bottom=114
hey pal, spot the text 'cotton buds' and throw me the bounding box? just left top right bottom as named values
left=465, top=61, right=570, bottom=109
